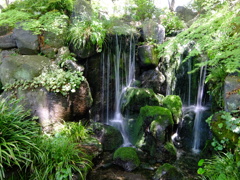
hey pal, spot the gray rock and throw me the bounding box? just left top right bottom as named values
left=0, top=32, right=17, bottom=49
left=224, top=73, right=240, bottom=112
left=140, top=68, right=166, bottom=94
left=142, top=20, right=165, bottom=44
left=138, top=45, right=159, bottom=68
left=13, top=27, right=39, bottom=55
left=0, top=54, right=51, bottom=86
left=2, top=80, right=92, bottom=133
left=176, top=6, right=198, bottom=23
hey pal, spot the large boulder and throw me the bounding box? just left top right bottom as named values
left=2, top=80, right=93, bottom=132
left=140, top=68, right=166, bottom=94
left=92, top=123, right=123, bottom=151
left=121, top=87, right=161, bottom=116
left=224, top=73, right=240, bottom=112
left=142, top=20, right=165, bottom=44
left=13, top=27, right=39, bottom=55
left=138, top=45, right=159, bottom=68
left=0, top=54, right=51, bottom=86
left=176, top=6, right=198, bottom=24
left=0, top=32, right=17, bottom=49
left=113, top=147, right=140, bottom=171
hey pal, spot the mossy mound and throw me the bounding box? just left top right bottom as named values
left=121, top=87, right=161, bottom=116
left=162, top=95, right=182, bottom=124
left=153, top=163, right=183, bottom=180
left=113, top=147, right=140, bottom=171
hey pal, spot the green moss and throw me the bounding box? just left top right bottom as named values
left=127, top=116, right=144, bottom=145
left=154, top=163, right=183, bottom=180
left=113, top=147, right=140, bottom=166
left=121, top=87, right=161, bottom=116
left=162, top=95, right=182, bottom=124
left=164, top=142, right=177, bottom=157
left=140, top=106, right=173, bottom=126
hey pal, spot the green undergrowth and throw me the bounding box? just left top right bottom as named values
left=0, top=96, right=93, bottom=180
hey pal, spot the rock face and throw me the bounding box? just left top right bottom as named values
left=142, top=20, right=165, bottom=44
left=140, top=68, right=166, bottom=94
left=13, top=27, right=39, bottom=55
left=113, top=147, right=140, bottom=171
left=224, top=73, right=240, bottom=112
left=0, top=32, right=17, bottom=49
left=0, top=54, right=51, bottom=85
left=0, top=52, right=93, bottom=132
left=92, top=123, right=123, bottom=151
left=176, top=6, right=198, bottom=23
left=2, top=80, right=92, bottom=132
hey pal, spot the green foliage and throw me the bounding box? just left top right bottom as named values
left=197, top=152, right=240, bottom=180
left=158, top=2, right=240, bottom=109
left=30, top=135, right=92, bottom=180
left=191, top=0, right=225, bottom=13
left=22, top=11, right=69, bottom=35
left=0, top=0, right=71, bottom=36
left=0, top=10, right=33, bottom=28
left=4, top=0, right=74, bottom=15
left=68, top=14, right=107, bottom=52
left=0, top=97, right=40, bottom=179
left=56, top=121, right=91, bottom=142
left=3, top=67, right=85, bottom=96
left=206, top=111, right=240, bottom=151
left=130, top=0, right=156, bottom=21
left=160, top=9, right=185, bottom=36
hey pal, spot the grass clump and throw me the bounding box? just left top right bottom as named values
left=0, top=96, right=93, bottom=180
left=0, top=97, right=40, bottom=179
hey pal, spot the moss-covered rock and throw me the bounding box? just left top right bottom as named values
left=138, top=45, right=159, bottom=68
left=113, top=147, right=140, bottom=171
left=153, top=163, right=183, bottom=180
left=162, top=95, right=182, bottom=124
left=121, top=87, right=161, bottom=116
left=92, top=123, right=123, bottom=151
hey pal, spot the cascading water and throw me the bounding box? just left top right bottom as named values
left=101, top=35, right=136, bottom=146
left=192, top=65, right=207, bottom=153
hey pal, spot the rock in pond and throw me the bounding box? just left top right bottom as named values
left=113, top=147, right=140, bottom=171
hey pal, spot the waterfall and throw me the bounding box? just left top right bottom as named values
left=192, top=65, right=207, bottom=153
left=101, top=35, right=136, bottom=146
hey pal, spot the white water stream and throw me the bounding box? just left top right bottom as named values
left=192, top=65, right=207, bottom=153
left=101, top=35, right=135, bottom=146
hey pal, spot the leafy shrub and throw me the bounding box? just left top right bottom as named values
left=3, top=67, right=85, bottom=96
left=22, top=11, right=69, bottom=35
left=160, top=9, right=185, bottom=36
left=30, top=135, right=92, bottom=180
left=130, top=0, right=156, bottom=21
left=197, top=152, right=240, bottom=180
left=0, top=10, right=33, bottom=28
left=0, top=97, right=40, bottom=179
left=68, top=15, right=107, bottom=52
